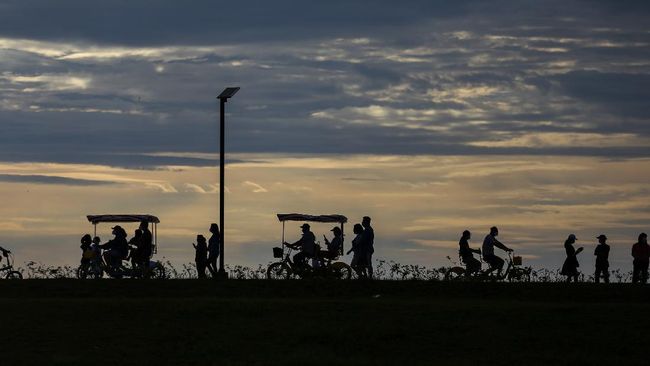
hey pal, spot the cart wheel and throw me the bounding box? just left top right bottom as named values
left=149, top=264, right=167, bottom=279
left=330, top=262, right=352, bottom=280
left=267, top=262, right=291, bottom=280
left=5, top=271, right=22, bottom=280
left=444, top=266, right=465, bottom=281
left=76, top=265, right=88, bottom=279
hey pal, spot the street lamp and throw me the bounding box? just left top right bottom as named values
left=217, top=86, right=240, bottom=279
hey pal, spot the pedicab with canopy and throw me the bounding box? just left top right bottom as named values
left=76, top=214, right=166, bottom=279
left=266, top=213, right=352, bottom=279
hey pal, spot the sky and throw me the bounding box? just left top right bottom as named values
left=0, top=0, right=649, bottom=274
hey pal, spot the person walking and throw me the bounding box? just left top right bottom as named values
left=207, top=223, right=220, bottom=278
left=632, top=233, right=650, bottom=284
left=193, top=235, right=208, bottom=279
left=347, top=223, right=366, bottom=278
left=361, top=216, right=374, bottom=279
left=561, top=234, right=583, bottom=282
left=594, top=234, right=610, bottom=283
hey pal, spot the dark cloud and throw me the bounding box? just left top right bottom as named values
left=0, top=0, right=649, bottom=166
left=0, top=174, right=116, bottom=186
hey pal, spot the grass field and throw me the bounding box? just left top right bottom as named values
left=1, top=280, right=649, bottom=365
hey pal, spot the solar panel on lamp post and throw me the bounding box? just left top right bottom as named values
left=216, top=87, right=240, bottom=279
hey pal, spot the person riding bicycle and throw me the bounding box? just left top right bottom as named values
left=482, top=226, right=513, bottom=277
left=0, top=245, right=9, bottom=266
left=320, top=226, right=343, bottom=261
left=99, top=225, right=129, bottom=269
left=284, top=223, right=316, bottom=268
left=459, top=230, right=481, bottom=276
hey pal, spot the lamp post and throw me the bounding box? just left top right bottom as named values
left=217, top=87, right=240, bottom=279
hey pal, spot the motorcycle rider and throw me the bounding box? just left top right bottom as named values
left=482, top=226, right=513, bottom=277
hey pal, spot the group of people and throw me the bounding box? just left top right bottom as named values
left=79, top=220, right=154, bottom=276
left=284, top=216, right=375, bottom=278
left=456, top=226, right=650, bottom=284
left=192, top=223, right=221, bottom=278
left=560, top=232, right=650, bottom=284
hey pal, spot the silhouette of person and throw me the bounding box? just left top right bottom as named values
left=594, top=234, right=610, bottom=283
left=99, top=226, right=128, bottom=269
left=127, top=229, right=143, bottom=268
left=285, top=223, right=316, bottom=268
left=632, top=233, right=650, bottom=284
left=561, top=234, right=583, bottom=282
left=139, top=221, right=153, bottom=278
left=347, top=223, right=367, bottom=278
left=459, top=230, right=481, bottom=276
left=482, top=226, right=513, bottom=277
left=321, top=226, right=343, bottom=260
left=80, top=234, right=93, bottom=265
left=193, top=235, right=208, bottom=279
left=207, top=223, right=220, bottom=277
left=361, top=216, right=374, bottom=279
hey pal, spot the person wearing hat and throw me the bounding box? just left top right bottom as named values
left=321, top=226, right=343, bottom=260
left=284, top=223, right=316, bottom=268
left=99, top=225, right=129, bottom=270
left=561, top=234, right=583, bottom=282
left=632, top=233, right=650, bottom=284
left=207, top=223, right=220, bottom=277
left=594, top=234, right=610, bottom=283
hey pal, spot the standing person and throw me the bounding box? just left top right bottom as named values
left=482, top=226, right=513, bottom=277
left=361, top=216, right=374, bottom=279
left=561, top=234, right=583, bottom=283
left=193, top=235, right=208, bottom=279
left=79, top=234, right=93, bottom=266
left=632, top=233, right=650, bottom=284
left=347, top=223, right=366, bottom=278
left=207, top=223, right=220, bottom=277
left=459, top=230, right=481, bottom=276
left=139, top=221, right=153, bottom=278
left=594, top=234, right=610, bottom=283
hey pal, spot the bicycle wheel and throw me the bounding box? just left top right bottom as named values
left=149, top=263, right=167, bottom=279
left=76, top=265, right=89, bottom=279
left=444, top=267, right=465, bottom=281
left=266, top=262, right=291, bottom=280
left=508, top=268, right=531, bottom=282
left=330, top=262, right=352, bottom=280
left=5, top=271, right=22, bottom=280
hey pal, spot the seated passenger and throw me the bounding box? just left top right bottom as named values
left=459, top=230, right=481, bottom=276
left=80, top=234, right=93, bottom=265
left=99, top=226, right=129, bottom=268
left=284, top=223, right=316, bottom=267
left=320, top=227, right=343, bottom=260
left=127, top=229, right=143, bottom=268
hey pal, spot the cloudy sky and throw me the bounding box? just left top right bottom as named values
left=0, top=0, right=649, bottom=273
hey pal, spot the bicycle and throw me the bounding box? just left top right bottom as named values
left=444, top=251, right=531, bottom=282
left=0, top=248, right=23, bottom=279
left=266, top=246, right=352, bottom=280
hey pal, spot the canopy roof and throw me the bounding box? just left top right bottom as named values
left=87, top=214, right=160, bottom=224
left=277, top=213, right=347, bottom=224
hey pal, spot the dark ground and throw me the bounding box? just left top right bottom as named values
left=0, top=280, right=648, bottom=365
